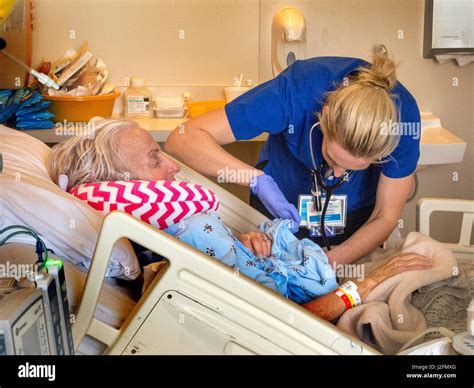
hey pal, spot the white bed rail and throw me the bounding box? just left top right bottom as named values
left=72, top=211, right=379, bottom=355
left=417, top=198, right=474, bottom=259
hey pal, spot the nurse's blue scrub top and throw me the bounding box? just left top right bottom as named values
left=225, top=57, right=421, bottom=212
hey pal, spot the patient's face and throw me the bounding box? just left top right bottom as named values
left=116, top=126, right=180, bottom=181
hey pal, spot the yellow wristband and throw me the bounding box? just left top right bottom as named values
left=338, top=281, right=361, bottom=307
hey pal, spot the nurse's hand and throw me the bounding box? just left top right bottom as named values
left=250, top=174, right=301, bottom=233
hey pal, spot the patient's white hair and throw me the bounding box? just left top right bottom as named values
left=47, top=119, right=139, bottom=191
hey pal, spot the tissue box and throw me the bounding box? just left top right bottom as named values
left=154, top=97, right=187, bottom=118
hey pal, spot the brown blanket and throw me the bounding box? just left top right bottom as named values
left=336, top=232, right=458, bottom=354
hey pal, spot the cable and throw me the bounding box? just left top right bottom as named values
left=0, top=230, right=36, bottom=244
left=1, top=230, right=48, bottom=263
left=0, top=225, right=48, bottom=262
left=1, top=224, right=43, bottom=238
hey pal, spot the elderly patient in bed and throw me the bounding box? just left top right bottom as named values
left=46, top=119, right=431, bottom=321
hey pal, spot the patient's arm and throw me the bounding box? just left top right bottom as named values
left=302, top=278, right=376, bottom=321
left=302, top=253, right=432, bottom=321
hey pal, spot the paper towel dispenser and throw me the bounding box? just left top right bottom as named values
left=423, top=0, right=473, bottom=58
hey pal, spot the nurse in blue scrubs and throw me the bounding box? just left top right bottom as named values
left=165, top=48, right=421, bottom=265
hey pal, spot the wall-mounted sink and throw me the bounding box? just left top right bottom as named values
left=417, top=112, right=467, bottom=169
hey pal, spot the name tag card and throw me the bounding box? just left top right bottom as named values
left=298, top=194, right=347, bottom=233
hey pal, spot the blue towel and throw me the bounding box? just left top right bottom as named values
left=164, top=210, right=339, bottom=304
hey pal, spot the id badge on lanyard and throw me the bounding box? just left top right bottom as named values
left=298, top=194, right=348, bottom=237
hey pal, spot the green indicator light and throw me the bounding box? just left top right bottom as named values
left=45, top=258, right=63, bottom=269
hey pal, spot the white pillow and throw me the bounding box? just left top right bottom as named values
left=0, top=125, right=140, bottom=280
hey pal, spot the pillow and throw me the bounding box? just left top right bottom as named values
left=0, top=125, right=140, bottom=280
left=70, top=180, right=220, bottom=230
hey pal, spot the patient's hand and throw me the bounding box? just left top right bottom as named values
left=238, top=231, right=272, bottom=257
left=362, top=253, right=433, bottom=295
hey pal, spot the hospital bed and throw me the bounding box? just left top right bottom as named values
left=70, top=159, right=474, bottom=355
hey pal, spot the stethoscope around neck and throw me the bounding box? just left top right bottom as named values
left=309, top=122, right=352, bottom=251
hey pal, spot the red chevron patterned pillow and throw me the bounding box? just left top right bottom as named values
left=69, top=180, right=220, bottom=229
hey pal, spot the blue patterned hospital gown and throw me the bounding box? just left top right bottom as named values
left=164, top=210, right=339, bottom=304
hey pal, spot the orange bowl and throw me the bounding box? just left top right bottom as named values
left=187, top=100, right=226, bottom=118
left=42, top=91, right=121, bottom=122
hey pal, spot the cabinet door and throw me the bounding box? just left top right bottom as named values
left=122, top=291, right=290, bottom=355
left=0, top=0, right=33, bottom=89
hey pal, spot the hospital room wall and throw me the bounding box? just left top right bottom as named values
left=31, top=0, right=473, bottom=243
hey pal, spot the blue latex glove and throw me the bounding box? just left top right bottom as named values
left=250, top=174, right=301, bottom=233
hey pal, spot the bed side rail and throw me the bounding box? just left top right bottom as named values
left=417, top=197, right=474, bottom=259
